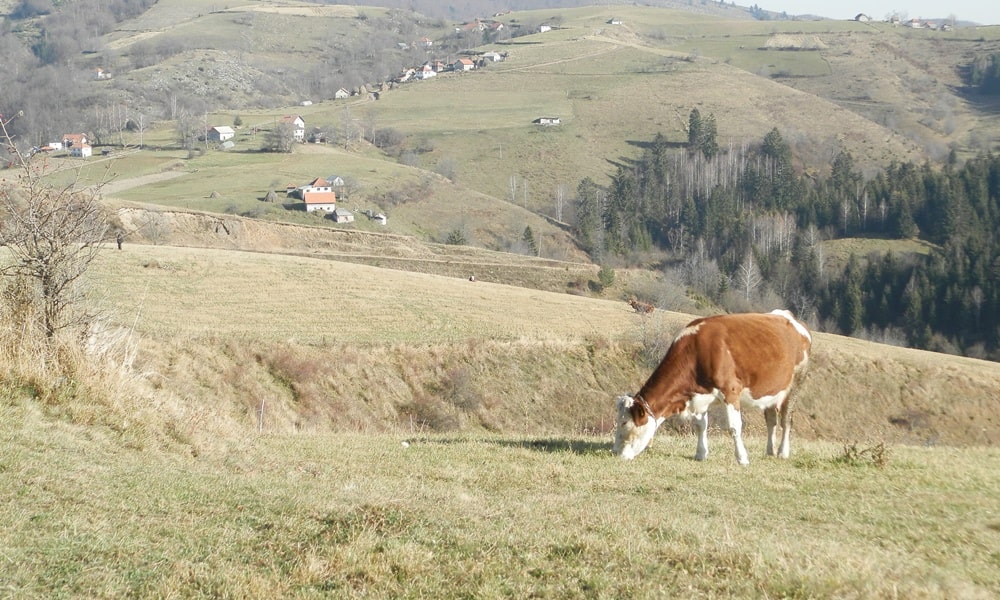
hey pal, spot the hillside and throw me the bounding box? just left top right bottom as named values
left=58, top=238, right=999, bottom=453
left=20, top=2, right=985, bottom=236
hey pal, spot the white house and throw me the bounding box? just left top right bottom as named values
left=334, top=87, right=350, bottom=99
left=454, top=58, right=476, bottom=71
left=208, top=126, right=235, bottom=142
left=62, top=133, right=88, bottom=148
left=539, top=24, right=552, bottom=33
left=418, top=64, right=437, bottom=79
left=302, top=178, right=337, bottom=212
left=69, top=144, right=93, bottom=158
left=532, top=116, right=561, bottom=126
left=325, top=175, right=346, bottom=187
left=280, top=115, right=306, bottom=141
left=300, top=177, right=332, bottom=195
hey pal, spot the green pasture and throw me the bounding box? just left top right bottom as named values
left=91, top=145, right=421, bottom=213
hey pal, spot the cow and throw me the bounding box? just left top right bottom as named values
left=612, top=310, right=811, bottom=465
left=628, top=296, right=655, bottom=314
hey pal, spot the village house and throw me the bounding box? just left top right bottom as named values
left=334, top=87, right=350, bottom=99
left=62, top=133, right=88, bottom=148
left=331, top=208, right=354, bottom=223
left=454, top=58, right=476, bottom=72
left=280, top=115, right=306, bottom=142
left=417, top=37, right=433, bottom=48
left=532, top=116, right=561, bottom=126
left=207, top=126, right=235, bottom=142
left=301, top=177, right=337, bottom=212
left=418, top=64, right=437, bottom=79
left=69, top=144, right=93, bottom=158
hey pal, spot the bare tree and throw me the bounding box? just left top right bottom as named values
left=554, top=183, right=566, bottom=222
left=736, top=251, right=763, bottom=302
left=1, top=112, right=111, bottom=340
left=263, top=121, right=295, bottom=153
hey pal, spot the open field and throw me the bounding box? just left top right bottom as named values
left=2, top=402, right=998, bottom=598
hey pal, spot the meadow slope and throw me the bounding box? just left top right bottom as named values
left=79, top=232, right=1000, bottom=450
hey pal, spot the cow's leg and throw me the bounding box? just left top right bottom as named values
left=692, top=412, right=709, bottom=461
left=725, top=402, right=750, bottom=465
left=764, top=406, right=778, bottom=456
left=777, top=399, right=793, bottom=459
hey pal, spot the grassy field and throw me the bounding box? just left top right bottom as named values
left=2, top=399, right=998, bottom=598
left=88, top=243, right=628, bottom=344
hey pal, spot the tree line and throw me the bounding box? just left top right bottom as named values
left=572, top=118, right=1000, bottom=360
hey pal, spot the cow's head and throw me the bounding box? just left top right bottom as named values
left=612, top=394, right=660, bottom=460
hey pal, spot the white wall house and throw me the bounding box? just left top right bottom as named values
left=281, top=115, right=306, bottom=141
left=208, top=126, right=235, bottom=142
left=70, top=144, right=93, bottom=158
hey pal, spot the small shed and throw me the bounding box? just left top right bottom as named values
left=331, top=208, right=354, bottom=223
left=532, top=116, right=561, bottom=126
left=208, top=126, right=235, bottom=142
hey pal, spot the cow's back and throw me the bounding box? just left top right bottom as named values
left=685, top=312, right=810, bottom=397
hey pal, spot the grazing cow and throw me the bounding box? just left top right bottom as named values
left=612, top=310, right=811, bottom=464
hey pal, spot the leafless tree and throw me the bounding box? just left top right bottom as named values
left=736, top=251, right=763, bottom=302
left=263, top=121, right=295, bottom=153
left=554, top=183, right=566, bottom=222
left=0, top=112, right=111, bottom=340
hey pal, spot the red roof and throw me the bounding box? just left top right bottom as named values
left=303, top=191, right=337, bottom=204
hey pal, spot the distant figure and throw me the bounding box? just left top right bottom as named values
left=468, top=275, right=476, bottom=282
left=116, top=232, right=123, bottom=250
left=628, top=296, right=654, bottom=314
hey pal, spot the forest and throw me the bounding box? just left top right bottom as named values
left=575, top=118, right=1000, bottom=359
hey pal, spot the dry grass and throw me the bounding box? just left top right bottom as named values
left=89, top=243, right=631, bottom=344
left=74, top=240, right=1000, bottom=449
left=2, top=407, right=998, bottom=598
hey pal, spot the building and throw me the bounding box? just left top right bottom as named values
left=208, top=126, right=235, bottom=142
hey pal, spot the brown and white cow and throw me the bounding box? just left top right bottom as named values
left=612, top=310, right=811, bottom=464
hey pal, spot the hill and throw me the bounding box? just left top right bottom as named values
left=55, top=239, right=998, bottom=453
left=22, top=2, right=990, bottom=237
